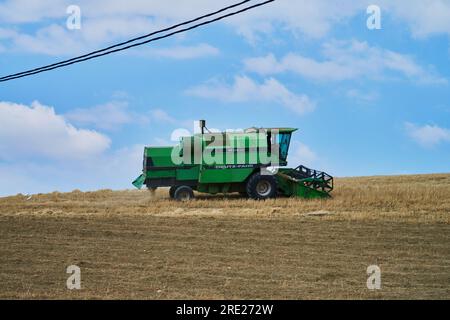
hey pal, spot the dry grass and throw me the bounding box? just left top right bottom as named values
left=2, top=174, right=449, bottom=223
left=0, top=173, right=449, bottom=299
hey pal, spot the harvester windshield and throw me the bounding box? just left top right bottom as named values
left=279, top=132, right=292, bottom=163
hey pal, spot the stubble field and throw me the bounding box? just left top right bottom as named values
left=0, top=174, right=449, bottom=299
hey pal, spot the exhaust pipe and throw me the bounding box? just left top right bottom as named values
left=199, top=120, right=206, bottom=135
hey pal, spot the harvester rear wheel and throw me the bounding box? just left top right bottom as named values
left=173, top=186, right=194, bottom=201
left=246, top=173, right=277, bottom=200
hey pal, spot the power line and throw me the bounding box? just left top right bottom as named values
left=0, top=0, right=274, bottom=83
left=0, top=0, right=254, bottom=82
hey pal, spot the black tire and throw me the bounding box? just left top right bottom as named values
left=169, top=186, right=178, bottom=199
left=246, top=173, right=277, bottom=200
left=173, top=186, right=194, bottom=201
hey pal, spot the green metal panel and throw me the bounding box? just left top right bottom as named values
left=145, top=167, right=200, bottom=181
left=197, top=183, right=240, bottom=194
left=176, top=166, right=200, bottom=181
left=146, top=169, right=176, bottom=178
left=146, top=147, right=175, bottom=166
left=199, top=167, right=255, bottom=184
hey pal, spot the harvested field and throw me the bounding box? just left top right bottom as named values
left=0, top=174, right=449, bottom=299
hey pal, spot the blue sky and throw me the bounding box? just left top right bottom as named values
left=0, top=0, right=450, bottom=196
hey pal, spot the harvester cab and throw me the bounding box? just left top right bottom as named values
left=132, top=121, right=333, bottom=200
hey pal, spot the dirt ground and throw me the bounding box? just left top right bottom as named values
left=0, top=174, right=449, bottom=299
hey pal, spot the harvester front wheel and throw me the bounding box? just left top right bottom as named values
left=173, top=186, right=194, bottom=201
left=246, top=173, right=277, bottom=200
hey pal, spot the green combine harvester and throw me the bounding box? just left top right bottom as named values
left=133, top=120, right=333, bottom=200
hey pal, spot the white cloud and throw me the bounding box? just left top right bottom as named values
left=0, top=0, right=67, bottom=24
left=384, top=0, right=450, bottom=38
left=287, top=141, right=318, bottom=168
left=0, top=20, right=215, bottom=57
left=0, top=99, right=147, bottom=196
left=1, top=24, right=219, bottom=58
left=0, top=13, right=216, bottom=57
left=346, top=89, right=379, bottom=103
left=0, top=101, right=111, bottom=161
left=148, top=109, right=195, bottom=129
left=170, top=128, right=192, bottom=142
left=0, top=27, right=18, bottom=39
left=1, top=0, right=449, bottom=56
left=65, top=102, right=189, bottom=132
left=245, top=52, right=355, bottom=81
left=150, top=109, right=177, bottom=124
left=65, top=101, right=136, bottom=130
left=244, top=40, right=447, bottom=84
left=405, top=122, right=450, bottom=148
left=0, top=0, right=229, bottom=56
left=153, top=137, right=173, bottom=146
left=136, top=43, right=219, bottom=59
left=8, top=24, right=87, bottom=56
left=80, top=15, right=164, bottom=44
left=0, top=1, right=379, bottom=56
left=186, top=75, right=315, bottom=115
left=0, top=144, right=145, bottom=196
left=233, top=0, right=368, bottom=42
left=0, top=0, right=252, bottom=24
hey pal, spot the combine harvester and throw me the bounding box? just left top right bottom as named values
left=133, top=121, right=333, bottom=200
